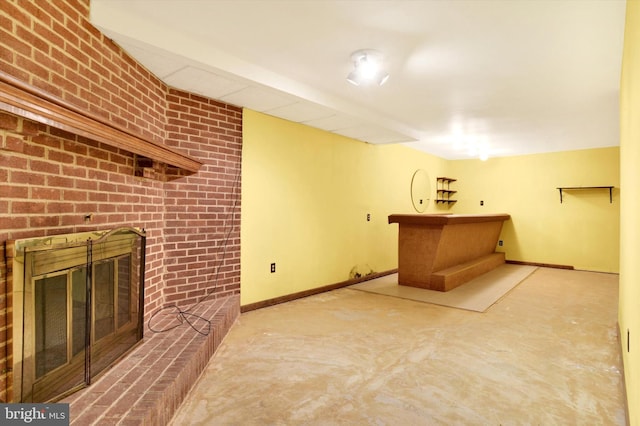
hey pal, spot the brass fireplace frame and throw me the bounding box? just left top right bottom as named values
left=7, top=227, right=146, bottom=402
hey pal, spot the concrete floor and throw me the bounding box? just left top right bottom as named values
left=171, top=267, right=626, bottom=425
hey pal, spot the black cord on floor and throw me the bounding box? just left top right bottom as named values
left=147, top=166, right=241, bottom=336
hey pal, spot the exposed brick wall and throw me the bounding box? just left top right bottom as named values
left=162, top=91, right=242, bottom=307
left=0, top=0, right=242, bottom=402
left=0, top=0, right=166, bottom=142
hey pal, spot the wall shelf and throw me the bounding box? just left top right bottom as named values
left=436, top=177, right=457, bottom=204
left=556, top=186, right=614, bottom=203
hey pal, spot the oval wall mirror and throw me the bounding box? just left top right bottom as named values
left=411, top=169, right=431, bottom=213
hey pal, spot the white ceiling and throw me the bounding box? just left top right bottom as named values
left=90, top=0, right=626, bottom=160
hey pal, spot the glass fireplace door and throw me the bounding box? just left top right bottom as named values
left=15, top=227, right=145, bottom=403
left=32, top=267, right=87, bottom=402
left=90, top=255, right=139, bottom=379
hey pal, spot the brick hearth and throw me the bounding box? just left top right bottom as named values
left=63, top=295, right=239, bottom=425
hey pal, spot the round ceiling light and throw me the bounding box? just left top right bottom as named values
left=347, top=49, right=389, bottom=87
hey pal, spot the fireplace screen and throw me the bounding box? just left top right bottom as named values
left=9, top=228, right=146, bottom=402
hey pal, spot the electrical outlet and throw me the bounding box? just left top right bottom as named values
left=498, top=240, right=503, bottom=247
left=367, top=213, right=370, bottom=222
left=480, top=200, right=484, bottom=206
left=270, top=263, right=276, bottom=273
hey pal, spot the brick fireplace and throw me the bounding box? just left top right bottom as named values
left=0, top=0, right=242, bottom=414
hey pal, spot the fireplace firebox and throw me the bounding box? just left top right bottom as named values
left=7, top=228, right=146, bottom=402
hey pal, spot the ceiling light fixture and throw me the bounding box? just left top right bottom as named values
left=347, top=49, right=389, bottom=87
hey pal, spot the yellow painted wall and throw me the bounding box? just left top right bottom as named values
left=450, top=147, right=620, bottom=272
left=241, top=109, right=448, bottom=305
left=619, top=1, right=640, bottom=424
left=242, top=109, right=621, bottom=307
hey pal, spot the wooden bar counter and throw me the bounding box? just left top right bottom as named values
left=388, top=213, right=511, bottom=291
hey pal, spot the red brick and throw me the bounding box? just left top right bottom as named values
left=31, top=187, right=60, bottom=200
left=32, top=0, right=66, bottom=25
left=80, top=40, right=101, bottom=66
left=46, top=175, right=75, bottom=188
left=51, top=71, right=79, bottom=96
left=0, top=61, right=29, bottom=81
left=82, top=16, right=102, bottom=40
left=32, top=77, right=65, bottom=99
left=64, top=90, right=90, bottom=112
left=0, top=12, right=12, bottom=32
left=52, top=20, right=79, bottom=47
left=2, top=134, right=23, bottom=153
left=0, top=112, right=18, bottom=131
left=29, top=216, right=59, bottom=228
left=87, top=192, right=107, bottom=205
left=48, top=149, right=74, bottom=164
left=62, top=140, right=87, bottom=155
left=51, top=45, right=78, bottom=73
left=59, top=214, right=83, bottom=227
left=0, top=216, right=27, bottom=230
left=0, top=184, right=28, bottom=199
left=21, top=119, right=41, bottom=136
left=87, top=146, right=109, bottom=161
left=56, top=0, right=83, bottom=25
left=47, top=202, right=75, bottom=214
left=64, top=69, right=90, bottom=95
left=61, top=164, right=86, bottom=178
left=73, top=202, right=97, bottom=212
left=19, top=1, right=50, bottom=25
left=73, top=179, right=96, bottom=194
left=15, top=52, right=49, bottom=80
left=98, top=160, right=117, bottom=173
left=63, top=189, right=87, bottom=201
left=11, top=170, right=45, bottom=185
left=95, top=180, right=116, bottom=193
left=30, top=159, right=60, bottom=174
left=31, top=134, right=62, bottom=149
left=16, top=144, right=40, bottom=160
left=76, top=156, right=98, bottom=169
left=0, top=28, right=31, bottom=58
left=12, top=201, right=45, bottom=214
left=97, top=204, right=116, bottom=213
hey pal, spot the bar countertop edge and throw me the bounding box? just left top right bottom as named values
left=388, top=213, right=511, bottom=225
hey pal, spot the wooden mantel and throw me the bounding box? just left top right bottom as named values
left=388, top=213, right=511, bottom=291
left=0, top=71, right=202, bottom=173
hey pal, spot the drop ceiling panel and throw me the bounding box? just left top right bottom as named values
left=265, top=102, right=336, bottom=123
left=333, top=124, right=414, bottom=144
left=364, top=128, right=417, bottom=144
left=304, top=114, right=366, bottom=132
left=115, top=40, right=184, bottom=79
left=164, top=66, right=248, bottom=99
left=220, top=86, right=296, bottom=112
